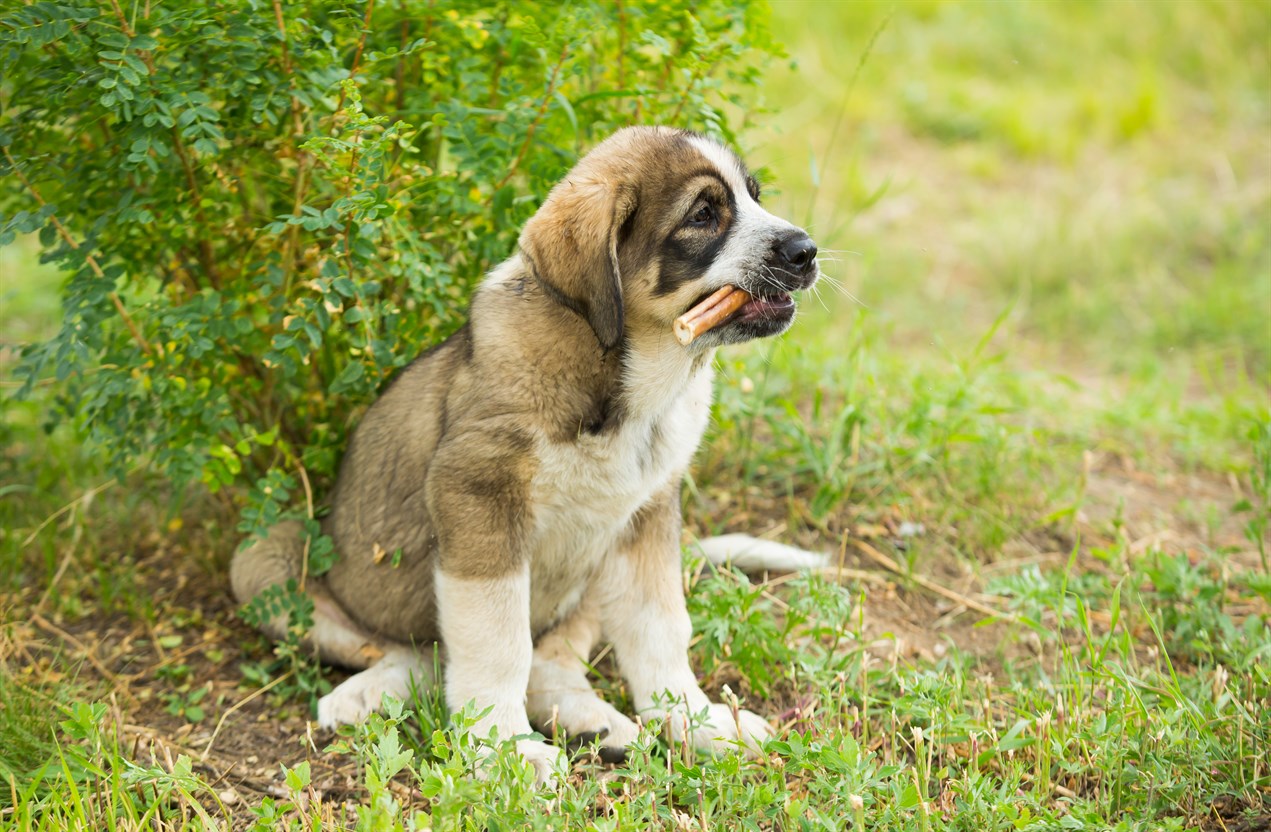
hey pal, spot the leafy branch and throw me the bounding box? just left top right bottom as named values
left=2, top=146, right=159, bottom=359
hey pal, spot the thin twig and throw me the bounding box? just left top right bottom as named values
left=761, top=566, right=892, bottom=590
left=169, top=131, right=222, bottom=288
left=850, top=539, right=1017, bottom=623
left=31, top=613, right=139, bottom=707
left=616, top=0, right=626, bottom=91
left=297, top=462, right=315, bottom=591
left=33, top=522, right=82, bottom=616
left=337, top=0, right=377, bottom=112
left=270, top=0, right=312, bottom=298
left=806, top=10, right=893, bottom=222
left=200, top=672, right=293, bottom=762
left=271, top=0, right=306, bottom=142
left=22, top=472, right=134, bottom=548
left=492, top=42, right=570, bottom=195
left=3, top=147, right=159, bottom=357
left=105, top=2, right=220, bottom=288
left=394, top=4, right=410, bottom=115
left=667, top=61, right=716, bottom=125
left=107, top=0, right=135, bottom=36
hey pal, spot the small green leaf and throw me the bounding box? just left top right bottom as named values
left=283, top=761, right=311, bottom=792
left=122, top=53, right=148, bottom=75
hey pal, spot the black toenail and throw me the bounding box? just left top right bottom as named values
left=596, top=745, right=628, bottom=765
left=565, top=730, right=629, bottom=764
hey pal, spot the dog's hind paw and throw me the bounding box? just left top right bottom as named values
left=560, top=700, right=641, bottom=761
left=531, top=691, right=641, bottom=757
left=697, top=704, right=773, bottom=757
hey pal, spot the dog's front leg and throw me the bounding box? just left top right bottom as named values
left=598, top=485, right=772, bottom=756
left=436, top=565, right=563, bottom=782
left=427, top=432, right=563, bottom=786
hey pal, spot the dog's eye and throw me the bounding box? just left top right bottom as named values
left=686, top=203, right=714, bottom=228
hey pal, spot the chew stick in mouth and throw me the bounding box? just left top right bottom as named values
left=673, top=285, right=752, bottom=345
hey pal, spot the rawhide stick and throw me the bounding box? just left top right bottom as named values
left=673, top=285, right=751, bottom=346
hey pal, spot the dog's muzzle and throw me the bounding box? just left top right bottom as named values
left=724, top=230, right=818, bottom=331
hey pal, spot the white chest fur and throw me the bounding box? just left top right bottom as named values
left=527, top=342, right=714, bottom=630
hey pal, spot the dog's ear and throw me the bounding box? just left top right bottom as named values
left=519, top=181, right=637, bottom=352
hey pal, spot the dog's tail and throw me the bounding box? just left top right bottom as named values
left=692, top=534, right=830, bottom=572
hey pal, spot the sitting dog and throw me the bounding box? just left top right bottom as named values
left=231, top=126, right=820, bottom=784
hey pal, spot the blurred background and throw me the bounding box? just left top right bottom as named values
left=687, top=0, right=1269, bottom=566
left=757, top=0, right=1268, bottom=384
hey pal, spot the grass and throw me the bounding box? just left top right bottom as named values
left=3, top=0, right=1269, bottom=829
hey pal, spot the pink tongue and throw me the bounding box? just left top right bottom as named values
left=742, top=294, right=794, bottom=315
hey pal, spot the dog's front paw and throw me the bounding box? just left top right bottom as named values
left=517, top=738, right=566, bottom=788
left=316, top=663, right=414, bottom=729
left=476, top=737, right=565, bottom=787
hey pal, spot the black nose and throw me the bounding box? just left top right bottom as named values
left=777, top=233, right=817, bottom=272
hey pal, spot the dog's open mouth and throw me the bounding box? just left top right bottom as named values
left=674, top=286, right=795, bottom=345
left=735, top=291, right=794, bottom=321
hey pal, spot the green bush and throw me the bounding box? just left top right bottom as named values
left=1, top=1, right=781, bottom=530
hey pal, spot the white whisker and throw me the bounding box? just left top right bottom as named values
left=810, top=271, right=868, bottom=309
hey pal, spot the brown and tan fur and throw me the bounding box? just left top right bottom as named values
left=231, top=126, right=819, bottom=784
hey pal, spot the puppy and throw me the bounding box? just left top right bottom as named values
left=231, top=126, right=820, bottom=784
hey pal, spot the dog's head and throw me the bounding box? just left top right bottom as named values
left=518, top=126, right=818, bottom=352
